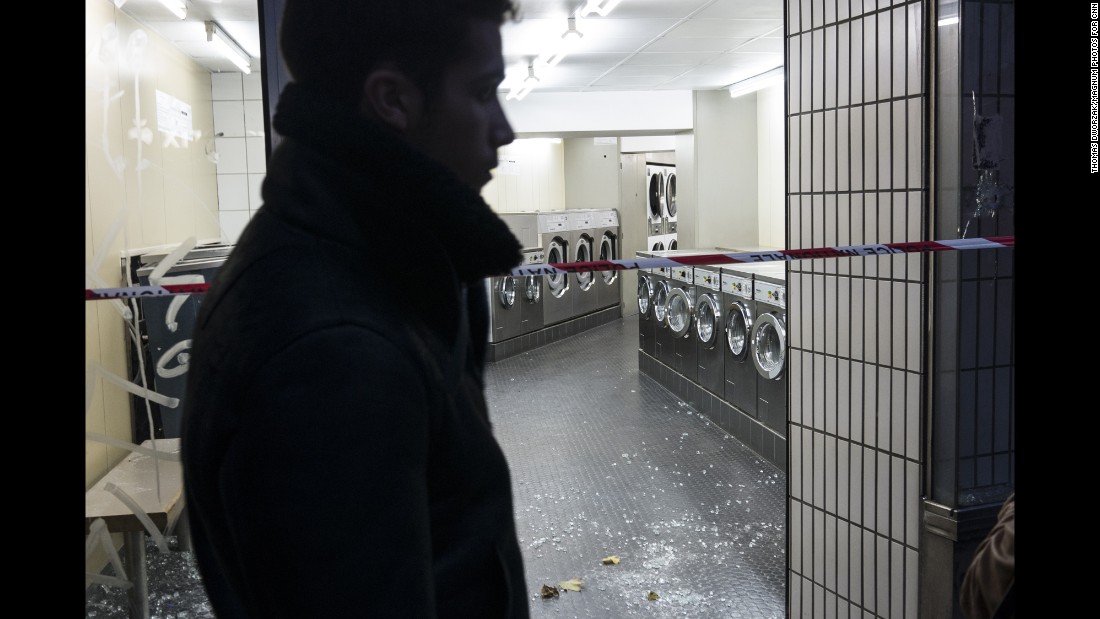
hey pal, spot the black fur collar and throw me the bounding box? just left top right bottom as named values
left=271, top=82, right=522, bottom=283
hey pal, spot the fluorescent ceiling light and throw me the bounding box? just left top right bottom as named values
left=728, top=66, right=784, bottom=98
left=205, top=21, right=251, bottom=74
left=536, top=17, right=583, bottom=68
left=580, top=0, right=623, bottom=17
left=507, top=63, right=539, bottom=101
left=158, top=0, right=187, bottom=20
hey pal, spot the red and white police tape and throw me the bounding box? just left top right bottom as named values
left=85, top=235, right=1014, bottom=301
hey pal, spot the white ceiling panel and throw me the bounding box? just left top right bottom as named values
left=666, top=18, right=779, bottom=38
left=642, top=36, right=744, bottom=54
left=112, top=0, right=785, bottom=94
left=695, top=0, right=784, bottom=19
left=622, top=51, right=722, bottom=66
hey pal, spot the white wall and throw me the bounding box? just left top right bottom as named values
left=756, top=82, right=785, bottom=249
left=563, top=137, right=621, bottom=209
left=693, top=90, right=760, bottom=250
left=210, top=72, right=267, bottom=243
left=621, top=135, right=677, bottom=153
left=483, top=139, right=565, bottom=213
left=502, top=91, right=693, bottom=135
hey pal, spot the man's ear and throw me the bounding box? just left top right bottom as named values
left=359, top=66, right=422, bottom=132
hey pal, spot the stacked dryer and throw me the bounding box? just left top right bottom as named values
left=645, top=164, right=666, bottom=252
left=664, top=166, right=678, bottom=234
left=656, top=163, right=677, bottom=251
left=567, top=210, right=598, bottom=317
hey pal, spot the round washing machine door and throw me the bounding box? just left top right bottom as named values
left=648, top=171, right=663, bottom=220
left=575, top=235, right=594, bottom=290
left=653, top=281, right=671, bottom=326
left=599, top=232, right=618, bottom=284
left=637, top=274, right=654, bottom=317
left=695, top=293, right=721, bottom=348
left=496, top=276, right=516, bottom=308
left=665, top=173, right=677, bottom=218
left=666, top=287, right=694, bottom=338
left=726, top=301, right=753, bottom=360
left=524, top=275, right=541, bottom=303
left=668, top=238, right=678, bottom=251
left=752, top=312, right=787, bottom=379
left=651, top=240, right=665, bottom=251
left=545, top=238, right=569, bottom=298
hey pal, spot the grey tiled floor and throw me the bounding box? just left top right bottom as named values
left=488, top=314, right=786, bottom=618
left=86, top=314, right=787, bottom=618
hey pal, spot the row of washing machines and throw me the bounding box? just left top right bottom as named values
left=646, top=163, right=678, bottom=252
left=637, top=250, right=788, bottom=435
left=486, top=209, right=622, bottom=344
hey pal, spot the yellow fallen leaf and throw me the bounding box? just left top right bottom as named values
left=540, top=584, right=559, bottom=598
left=646, top=591, right=660, bottom=601
left=559, top=578, right=584, bottom=592
left=601, top=555, right=620, bottom=565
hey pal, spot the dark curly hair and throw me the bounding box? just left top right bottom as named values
left=280, top=0, right=519, bottom=110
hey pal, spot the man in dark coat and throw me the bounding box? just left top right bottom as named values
left=180, top=1, right=529, bottom=616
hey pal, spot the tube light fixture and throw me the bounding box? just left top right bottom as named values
left=507, top=63, right=539, bottom=101
left=205, top=21, right=252, bottom=74
left=536, top=17, right=583, bottom=68
left=158, top=0, right=187, bottom=20
left=580, top=0, right=623, bottom=17
left=727, top=66, right=784, bottom=99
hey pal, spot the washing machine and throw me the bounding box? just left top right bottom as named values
left=650, top=263, right=673, bottom=368
left=693, top=264, right=724, bottom=396
left=665, top=261, right=698, bottom=381
left=517, top=247, right=545, bottom=336
left=646, top=165, right=665, bottom=237
left=664, top=166, right=678, bottom=233
left=485, top=272, right=522, bottom=343
left=751, top=263, right=788, bottom=435
left=662, top=232, right=679, bottom=252
left=648, top=235, right=667, bottom=252
left=635, top=250, right=658, bottom=357
left=720, top=264, right=758, bottom=417
left=568, top=209, right=598, bottom=318
left=537, top=211, right=572, bottom=326
left=593, top=208, right=621, bottom=311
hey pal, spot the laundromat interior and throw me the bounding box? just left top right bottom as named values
left=85, top=0, right=1016, bottom=617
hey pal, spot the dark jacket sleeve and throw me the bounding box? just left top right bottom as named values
left=217, top=325, right=438, bottom=618
left=960, top=493, right=1015, bottom=619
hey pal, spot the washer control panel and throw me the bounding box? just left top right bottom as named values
left=721, top=273, right=752, bottom=299
left=754, top=281, right=786, bottom=308
left=694, top=268, right=720, bottom=290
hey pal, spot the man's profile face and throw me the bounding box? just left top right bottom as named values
left=405, top=18, right=515, bottom=191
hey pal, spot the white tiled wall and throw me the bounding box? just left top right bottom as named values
left=212, top=72, right=267, bottom=243
left=787, top=1, right=926, bottom=616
